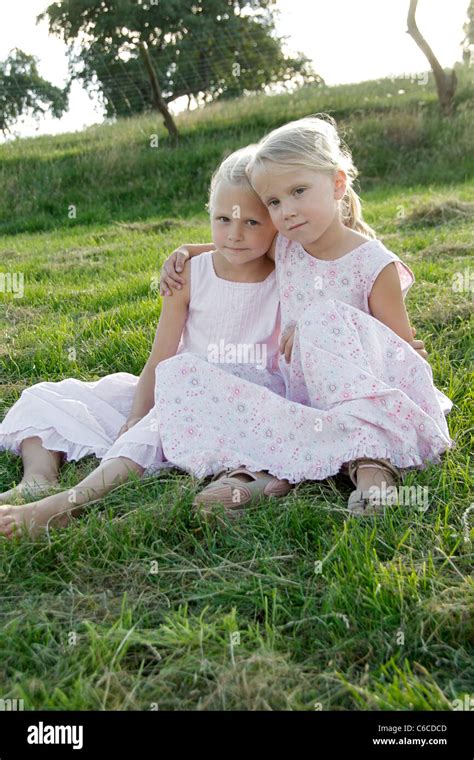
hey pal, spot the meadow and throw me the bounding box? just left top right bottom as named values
left=0, top=69, right=472, bottom=710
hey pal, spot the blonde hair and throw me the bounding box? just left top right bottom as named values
left=206, top=145, right=261, bottom=213
left=246, top=114, right=375, bottom=239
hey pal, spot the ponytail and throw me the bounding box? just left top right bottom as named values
left=341, top=185, right=376, bottom=238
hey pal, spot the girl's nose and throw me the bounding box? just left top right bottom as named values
left=281, top=202, right=296, bottom=219
left=228, top=226, right=243, bottom=241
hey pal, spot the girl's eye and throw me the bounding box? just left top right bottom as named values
left=268, top=200, right=279, bottom=208
left=217, top=216, right=229, bottom=222
left=295, top=187, right=305, bottom=195
left=246, top=219, right=258, bottom=226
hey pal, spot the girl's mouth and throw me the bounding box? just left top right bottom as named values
left=288, top=222, right=307, bottom=231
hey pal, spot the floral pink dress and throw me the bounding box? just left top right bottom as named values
left=149, top=234, right=453, bottom=482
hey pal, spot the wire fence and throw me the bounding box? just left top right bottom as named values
left=2, top=15, right=472, bottom=136
left=0, top=24, right=322, bottom=129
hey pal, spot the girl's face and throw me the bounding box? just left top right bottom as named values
left=210, top=182, right=276, bottom=266
left=250, top=165, right=346, bottom=245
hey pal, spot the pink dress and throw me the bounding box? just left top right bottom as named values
left=0, top=253, right=284, bottom=476
left=149, top=234, right=454, bottom=482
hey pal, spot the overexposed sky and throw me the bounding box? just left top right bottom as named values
left=276, top=0, right=468, bottom=84
left=0, top=0, right=470, bottom=139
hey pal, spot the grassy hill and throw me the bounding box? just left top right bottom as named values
left=1, top=68, right=474, bottom=235
left=0, top=69, right=473, bottom=710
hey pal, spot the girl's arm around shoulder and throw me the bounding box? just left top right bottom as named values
left=368, top=262, right=414, bottom=343
left=160, top=242, right=215, bottom=295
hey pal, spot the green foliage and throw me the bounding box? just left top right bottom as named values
left=0, top=49, right=68, bottom=134
left=1, top=68, right=473, bottom=235
left=39, top=0, right=318, bottom=117
left=462, top=0, right=474, bottom=63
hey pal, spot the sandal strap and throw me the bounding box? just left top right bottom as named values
left=210, top=467, right=230, bottom=481
left=226, top=468, right=291, bottom=496
left=347, top=458, right=400, bottom=487
left=210, top=466, right=262, bottom=482
left=226, top=467, right=272, bottom=483
left=195, top=467, right=291, bottom=508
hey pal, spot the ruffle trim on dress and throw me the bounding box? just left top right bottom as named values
left=175, top=437, right=455, bottom=485
left=0, top=426, right=110, bottom=461
left=0, top=424, right=175, bottom=479
left=101, top=441, right=172, bottom=474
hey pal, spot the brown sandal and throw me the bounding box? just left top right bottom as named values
left=192, top=467, right=292, bottom=523
left=347, top=457, right=401, bottom=517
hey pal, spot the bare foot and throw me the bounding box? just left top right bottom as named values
left=0, top=501, right=72, bottom=539
left=0, top=477, right=60, bottom=505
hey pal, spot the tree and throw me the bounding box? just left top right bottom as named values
left=39, top=0, right=319, bottom=141
left=0, top=49, right=68, bottom=134
left=406, top=0, right=457, bottom=116
left=138, top=40, right=178, bottom=144
left=461, top=0, right=474, bottom=66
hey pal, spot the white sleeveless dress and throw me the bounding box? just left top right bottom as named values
left=0, top=253, right=284, bottom=476
left=148, top=234, right=454, bottom=482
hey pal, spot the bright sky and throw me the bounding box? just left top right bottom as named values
left=0, top=0, right=469, bottom=139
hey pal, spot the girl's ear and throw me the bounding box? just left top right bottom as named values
left=334, top=170, right=347, bottom=200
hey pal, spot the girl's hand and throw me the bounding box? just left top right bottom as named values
left=159, top=247, right=190, bottom=295
left=279, top=323, right=296, bottom=363
left=116, top=416, right=143, bottom=440
left=409, top=326, right=429, bottom=361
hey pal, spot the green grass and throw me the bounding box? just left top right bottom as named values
left=0, top=70, right=473, bottom=711
left=1, top=67, right=473, bottom=235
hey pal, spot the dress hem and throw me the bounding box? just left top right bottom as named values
left=0, top=426, right=108, bottom=462
left=170, top=438, right=455, bottom=485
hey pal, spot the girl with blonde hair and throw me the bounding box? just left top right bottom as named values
left=158, top=114, right=453, bottom=517
left=0, top=147, right=292, bottom=538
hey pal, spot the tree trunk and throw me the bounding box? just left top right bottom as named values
left=138, top=41, right=179, bottom=144
left=406, top=0, right=457, bottom=116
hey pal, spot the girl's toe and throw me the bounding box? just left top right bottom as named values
left=0, top=524, right=15, bottom=537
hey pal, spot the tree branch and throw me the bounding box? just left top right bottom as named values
left=406, top=0, right=457, bottom=115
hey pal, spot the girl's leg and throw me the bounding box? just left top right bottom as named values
left=0, top=436, right=63, bottom=504
left=0, top=456, right=145, bottom=538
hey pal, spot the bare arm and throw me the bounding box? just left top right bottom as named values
left=121, top=264, right=191, bottom=430
left=369, top=263, right=427, bottom=360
